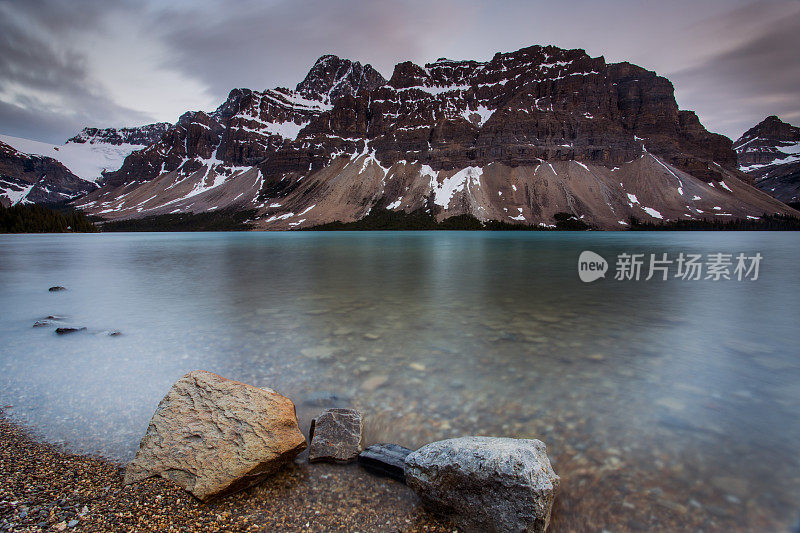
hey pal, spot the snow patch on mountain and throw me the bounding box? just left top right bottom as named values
left=461, top=105, right=494, bottom=127
left=432, top=166, right=483, bottom=208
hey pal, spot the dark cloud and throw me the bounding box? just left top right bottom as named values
left=670, top=3, right=800, bottom=138
left=0, top=0, right=154, bottom=143
left=151, top=0, right=473, bottom=96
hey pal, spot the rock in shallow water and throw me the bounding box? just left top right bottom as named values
left=404, top=436, right=559, bottom=533
left=55, top=327, right=86, bottom=335
left=308, top=408, right=363, bottom=463
left=124, top=370, right=307, bottom=501
left=358, top=443, right=413, bottom=482
left=48, top=286, right=67, bottom=292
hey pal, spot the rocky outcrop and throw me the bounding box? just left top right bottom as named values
left=99, top=111, right=225, bottom=189
left=308, top=408, right=363, bottom=463
left=404, top=437, right=559, bottom=533
left=66, top=123, right=171, bottom=147
left=735, top=116, right=800, bottom=204
left=124, top=370, right=307, bottom=501
left=296, top=55, right=386, bottom=104
left=0, top=141, right=96, bottom=206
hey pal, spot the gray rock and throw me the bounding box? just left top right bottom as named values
left=308, top=408, right=363, bottom=463
left=404, top=436, right=559, bottom=533
left=32, top=321, right=50, bottom=328
left=124, top=370, right=307, bottom=501
left=358, top=443, right=412, bottom=482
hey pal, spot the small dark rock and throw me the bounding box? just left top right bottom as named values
left=48, top=286, right=67, bottom=292
left=32, top=321, right=50, bottom=328
left=46, top=315, right=67, bottom=321
left=108, top=331, right=122, bottom=337
left=55, top=327, right=86, bottom=335
left=358, top=443, right=413, bottom=482
left=308, top=408, right=363, bottom=463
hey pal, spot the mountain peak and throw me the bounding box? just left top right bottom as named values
left=735, top=116, right=800, bottom=204
left=738, top=115, right=800, bottom=146
left=296, top=55, right=386, bottom=104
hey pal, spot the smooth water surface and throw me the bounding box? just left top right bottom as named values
left=1, top=232, right=798, bottom=529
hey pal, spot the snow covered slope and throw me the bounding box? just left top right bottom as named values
left=0, top=134, right=144, bottom=184
left=0, top=140, right=96, bottom=206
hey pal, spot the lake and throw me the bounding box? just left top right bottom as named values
left=1, top=231, right=798, bottom=531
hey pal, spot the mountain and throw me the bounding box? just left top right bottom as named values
left=735, top=116, right=800, bottom=206
left=0, top=121, right=170, bottom=187
left=73, top=46, right=796, bottom=228
left=76, top=55, right=386, bottom=213
left=0, top=140, right=96, bottom=206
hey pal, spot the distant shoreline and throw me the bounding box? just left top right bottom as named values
left=3, top=203, right=800, bottom=233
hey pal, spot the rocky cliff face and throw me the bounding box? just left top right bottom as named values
left=735, top=116, right=800, bottom=204
left=296, top=54, right=386, bottom=104
left=0, top=140, right=96, bottom=207
left=75, top=46, right=797, bottom=228
left=67, top=123, right=171, bottom=147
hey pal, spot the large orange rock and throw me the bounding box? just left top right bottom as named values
left=124, top=370, right=306, bottom=501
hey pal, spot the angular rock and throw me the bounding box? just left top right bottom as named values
left=55, top=327, right=86, bottom=335
left=308, top=408, right=363, bottom=463
left=404, top=437, right=559, bottom=533
left=124, top=370, right=307, bottom=501
left=358, top=443, right=412, bottom=482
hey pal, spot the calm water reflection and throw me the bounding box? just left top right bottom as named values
left=1, top=231, right=798, bottom=529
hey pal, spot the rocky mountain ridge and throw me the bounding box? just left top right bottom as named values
left=735, top=115, right=800, bottom=205
left=67, top=123, right=171, bottom=147
left=70, top=45, right=797, bottom=228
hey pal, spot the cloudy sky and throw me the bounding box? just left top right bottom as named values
left=1, top=0, right=798, bottom=143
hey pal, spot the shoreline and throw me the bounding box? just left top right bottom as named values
left=4, top=409, right=797, bottom=532
left=0, top=410, right=454, bottom=532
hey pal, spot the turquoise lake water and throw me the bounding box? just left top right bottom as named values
left=1, top=231, right=798, bottom=529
